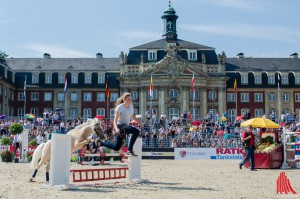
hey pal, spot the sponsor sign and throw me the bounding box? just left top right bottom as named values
left=175, top=148, right=244, bottom=160
left=142, top=148, right=174, bottom=159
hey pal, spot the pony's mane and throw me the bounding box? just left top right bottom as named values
left=74, top=118, right=100, bottom=130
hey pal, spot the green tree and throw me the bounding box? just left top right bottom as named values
left=0, top=51, right=8, bottom=64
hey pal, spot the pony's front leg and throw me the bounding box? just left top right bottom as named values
left=76, top=140, right=91, bottom=150
left=45, top=163, right=50, bottom=182
left=30, top=160, right=44, bottom=182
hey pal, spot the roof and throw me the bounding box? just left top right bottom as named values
left=130, top=38, right=215, bottom=50
left=225, top=58, right=300, bottom=72
left=5, top=58, right=120, bottom=72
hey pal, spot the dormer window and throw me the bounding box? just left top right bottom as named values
left=187, top=50, right=197, bottom=61
left=148, top=50, right=157, bottom=61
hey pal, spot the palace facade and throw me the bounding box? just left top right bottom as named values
left=0, top=3, right=299, bottom=122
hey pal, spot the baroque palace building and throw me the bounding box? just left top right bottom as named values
left=0, top=2, right=300, bottom=122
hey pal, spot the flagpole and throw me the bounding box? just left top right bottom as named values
left=23, top=75, right=27, bottom=122
left=150, top=75, right=153, bottom=134
left=192, top=72, right=195, bottom=121
left=278, top=72, right=281, bottom=123
left=106, top=75, right=110, bottom=121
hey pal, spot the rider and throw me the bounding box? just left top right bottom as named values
left=98, top=92, right=140, bottom=156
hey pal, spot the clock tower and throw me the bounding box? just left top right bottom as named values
left=162, top=1, right=178, bottom=40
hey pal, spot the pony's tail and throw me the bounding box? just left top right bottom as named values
left=30, top=143, right=45, bottom=169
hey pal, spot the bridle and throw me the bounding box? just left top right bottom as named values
left=92, top=122, right=106, bottom=141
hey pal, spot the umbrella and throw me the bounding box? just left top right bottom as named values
left=192, top=120, right=200, bottom=126
left=55, top=108, right=62, bottom=111
left=0, top=115, right=7, bottom=119
left=172, top=117, right=180, bottom=121
left=236, top=116, right=244, bottom=121
left=95, top=115, right=103, bottom=119
left=221, top=116, right=227, bottom=121
left=135, top=114, right=143, bottom=119
left=241, top=117, right=280, bottom=128
left=36, top=117, right=44, bottom=122
left=217, top=130, right=224, bottom=136
left=24, top=114, right=35, bottom=119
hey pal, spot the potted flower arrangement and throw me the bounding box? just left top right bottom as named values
left=9, top=123, right=24, bottom=135
left=1, top=136, right=13, bottom=162
left=8, top=123, right=24, bottom=163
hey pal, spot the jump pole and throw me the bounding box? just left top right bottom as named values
left=40, top=133, right=77, bottom=190
left=128, top=137, right=148, bottom=183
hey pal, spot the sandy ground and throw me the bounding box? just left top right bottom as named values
left=0, top=159, right=300, bottom=199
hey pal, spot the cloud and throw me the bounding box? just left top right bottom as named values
left=210, top=0, right=263, bottom=10
left=181, top=23, right=300, bottom=43
left=24, top=43, right=92, bottom=58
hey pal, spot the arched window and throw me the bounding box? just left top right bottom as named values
left=190, top=108, right=199, bottom=120
left=169, top=89, right=179, bottom=99
left=96, top=108, right=105, bottom=117
left=83, top=108, right=92, bottom=120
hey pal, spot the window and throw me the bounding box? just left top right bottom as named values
left=96, top=108, right=105, bottom=117
left=254, top=93, right=263, bottom=102
left=241, top=93, right=249, bottom=102
left=44, top=92, right=52, bottom=101
left=71, top=92, right=78, bottom=101
left=0, top=85, right=2, bottom=95
left=295, top=74, right=300, bottom=84
left=148, top=51, right=157, bottom=61
left=281, top=74, right=289, bottom=85
left=58, top=74, right=64, bottom=84
left=241, top=109, right=250, bottom=117
left=72, top=74, right=78, bottom=84
left=32, top=74, right=39, bottom=84
left=169, top=108, right=179, bottom=121
left=268, top=93, right=276, bottom=101
left=31, top=92, right=39, bottom=101
left=85, top=74, right=92, bottom=84
left=11, top=92, right=14, bottom=101
left=83, top=108, right=92, bottom=120
left=45, top=74, right=52, bottom=84
left=208, top=109, right=217, bottom=122
left=268, top=74, right=275, bottom=84
left=227, top=109, right=236, bottom=122
left=83, top=92, right=92, bottom=101
left=190, top=108, right=199, bottom=120
left=190, top=89, right=199, bottom=100
left=208, top=90, right=217, bottom=101
left=227, top=93, right=235, bottom=102
left=58, top=93, right=65, bottom=101
left=295, top=93, right=300, bottom=102
left=18, top=108, right=25, bottom=118
left=255, top=109, right=263, bottom=117
left=31, top=108, right=38, bottom=116
left=110, top=108, right=115, bottom=119
left=18, top=92, right=25, bottom=101
left=282, top=93, right=289, bottom=101
left=188, top=50, right=197, bottom=60
left=148, top=89, right=158, bottom=99
left=269, top=109, right=277, bottom=118
left=169, top=89, right=179, bottom=98
left=131, top=91, right=138, bottom=100
left=98, top=74, right=105, bottom=84
left=69, top=108, right=78, bottom=120
left=134, top=108, right=139, bottom=116
left=110, top=93, right=119, bottom=101
left=97, top=92, right=105, bottom=102
left=255, top=74, right=262, bottom=84
left=241, top=74, right=248, bottom=84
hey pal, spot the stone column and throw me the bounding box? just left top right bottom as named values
left=218, top=87, right=226, bottom=114
left=182, top=86, right=188, bottom=113
left=159, top=86, right=165, bottom=115
left=139, top=88, right=145, bottom=117
left=201, top=87, right=207, bottom=117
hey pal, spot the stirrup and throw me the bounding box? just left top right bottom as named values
left=126, top=151, right=137, bottom=156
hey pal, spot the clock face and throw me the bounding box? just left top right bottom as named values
left=167, top=32, right=174, bottom=39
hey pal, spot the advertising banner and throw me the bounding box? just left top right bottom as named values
left=175, top=148, right=244, bottom=160
left=142, top=148, right=174, bottom=159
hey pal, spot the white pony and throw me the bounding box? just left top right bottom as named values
left=30, top=118, right=106, bottom=182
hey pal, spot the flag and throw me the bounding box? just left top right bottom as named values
left=64, top=73, right=68, bottom=93
left=277, top=73, right=280, bottom=91
left=24, top=76, right=27, bottom=98
left=234, top=78, right=237, bottom=93
left=150, top=75, right=153, bottom=98
left=106, top=75, right=110, bottom=98
left=191, top=73, right=195, bottom=95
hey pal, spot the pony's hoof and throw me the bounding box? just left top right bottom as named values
left=29, top=178, right=35, bottom=182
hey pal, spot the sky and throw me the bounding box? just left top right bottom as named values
left=1, top=0, right=300, bottom=59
